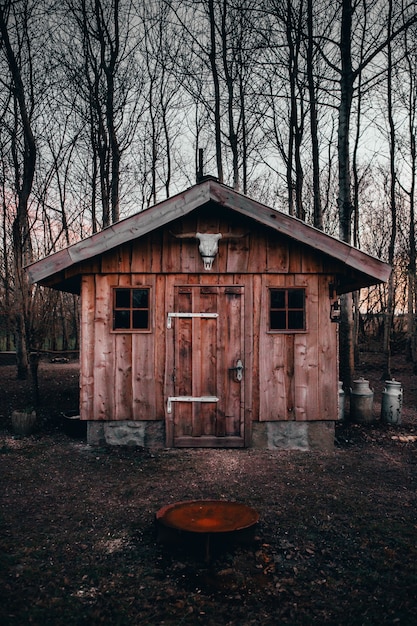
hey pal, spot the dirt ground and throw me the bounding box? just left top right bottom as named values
left=0, top=352, right=416, bottom=625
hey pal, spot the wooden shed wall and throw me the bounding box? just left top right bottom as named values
left=74, top=208, right=334, bottom=277
left=79, top=213, right=338, bottom=425
left=257, top=273, right=337, bottom=421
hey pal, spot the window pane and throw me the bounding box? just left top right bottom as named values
left=113, top=287, right=151, bottom=331
left=132, top=310, right=149, bottom=329
left=114, top=310, right=130, bottom=329
left=288, top=289, right=304, bottom=309
left=132, top=289, right=148, bottom=308
left=288, top=310, right=304, bottom=330
left=115, top=289, right=130, bottom=308
left=271, top=289, right=285, bottom=308
left=269, top=288, right=305, bottom=331
left=270, top=311, right=286, bottom=330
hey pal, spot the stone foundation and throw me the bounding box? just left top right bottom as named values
left=86, top=419, right=334, bottom=451
left=87, top=420, right=165, bottom=448
left=251, top=421, right=335, bottom=452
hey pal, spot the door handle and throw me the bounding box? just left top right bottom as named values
left=229, top=359, right=244, bottom=382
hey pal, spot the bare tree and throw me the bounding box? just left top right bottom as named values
left=336, top=0, right=417, bottom=245
left=260, top=0, right=307, bottom=218
left=316, top=0, right=417, bottom=387
left=0, top=135, right=13, bottom=351
left=400, top=19, right=417, bottom=369
left=207, top=0, right=224, bottom=182
left=57, top=0, right=143, bottom=229
left=0, top=0, right=37, bottom=379
left=381, top=0, right=398, bottom=379
left=138, top=1, right=184, bottom=205
left=306, top=0, right=322, bottom=229
left=165, top=0, right=261, bottom=191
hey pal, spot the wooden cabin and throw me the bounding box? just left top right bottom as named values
left=27, top=179, right=390, bottom=451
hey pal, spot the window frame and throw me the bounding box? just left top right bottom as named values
left=268, top=287, right=306, bottom=333
left=111, top=286, right=152, bottom=333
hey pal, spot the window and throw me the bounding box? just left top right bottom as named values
left=270, top=288, right=305, bottom=331
left=113, top=288, right=150, bottom=331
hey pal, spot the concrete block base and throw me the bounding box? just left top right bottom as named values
left=87, top=420, right=165, bottom=448
left=251, top=421, right=335, bottom=452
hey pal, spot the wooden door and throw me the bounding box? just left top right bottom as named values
left=167, top=285, right=245, bottom=447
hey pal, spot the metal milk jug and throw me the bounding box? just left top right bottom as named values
left=350, top=377, right=374, bottom=423
left=338, top=381, right=345, bottom=421
left=381, top=379, right=403, bottom=425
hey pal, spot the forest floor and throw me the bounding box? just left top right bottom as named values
left=0, top=349, right=416, bottom=625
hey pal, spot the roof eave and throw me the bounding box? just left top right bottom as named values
left=26, top=183, right=211, bottom=285
left=26, top=179, right=391, bottom=291
left=207, top=181, right=391, bottom=285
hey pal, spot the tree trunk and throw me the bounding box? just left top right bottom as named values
left=307, top=0, right=322, bottom=230
left=339, top=293, right=355, bottom=392
left=286, top=0, right=296, bottom=216
left=337, top=0, right=355, bottom=390
left=208, top=0, right=223, bottom=183
left=0, top=4, right=36, bottom=380
left=383, top=0, right=397, bottom=381
left=404, top=29, right=417, bottom=369
left=338, top=0, right=354, bottom=244
left=221, top=0, right=239, bottom=190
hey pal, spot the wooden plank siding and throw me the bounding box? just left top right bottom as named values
left=78, top=214, right=338, bottom=426
left=80, top=275, right=95, bottom=422
left=94, top=221, right=338, bottom=278
left=92, top=274, right=115, bottom=421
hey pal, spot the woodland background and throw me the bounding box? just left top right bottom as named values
left=0, top=0, right=417, bottom=386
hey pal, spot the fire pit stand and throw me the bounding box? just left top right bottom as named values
left=156, top=500, right=259, bottom=562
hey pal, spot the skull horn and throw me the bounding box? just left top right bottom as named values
left=221, top=231, right=249, bottom=240
left=169, top=231, right=197, bottom=239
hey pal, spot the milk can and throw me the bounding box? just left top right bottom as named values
left=381, top=379, right=403, bottom=425
left=350, top=377, right=374, bottom=423
left=338, top=381, right=345, bottom=421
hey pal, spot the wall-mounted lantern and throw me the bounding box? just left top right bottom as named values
left=329, top=282, right=341, bottom=322
left=330, top=299, right=341, bottom=322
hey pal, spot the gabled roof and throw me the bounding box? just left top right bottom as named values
left=27, top=178, right=391, bottom=294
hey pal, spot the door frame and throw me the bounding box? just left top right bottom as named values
left=164, top=278, right=252, bottom=448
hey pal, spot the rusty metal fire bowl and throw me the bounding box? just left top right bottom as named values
left=156, top=500, right=259, bottom=561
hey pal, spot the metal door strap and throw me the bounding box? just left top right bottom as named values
left=167, top=312, right=218, bottom=329
left=167, top=396, right=219, bottom=413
